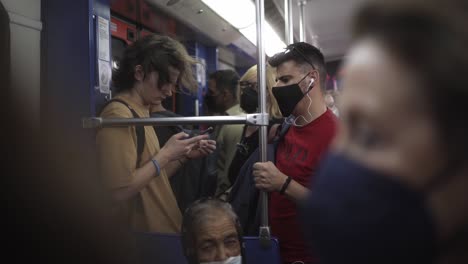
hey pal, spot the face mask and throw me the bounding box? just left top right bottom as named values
left=272, top=74, right=313, bottom=117
left=240, top=88, right=258, bottom=113
left=204, top=94, right=219, bottom=113
left=301, top=152, right=437, bottom=264
left=200, top=255, right=242, bottom=264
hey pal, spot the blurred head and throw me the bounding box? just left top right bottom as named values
left=338, top=0, right=468, bottom=194
left=268, top=42, right=327, bottom=118
left=112, top=34, right=198, bottom=105
left=238, top=64, right=282, bottom=118
left=324, top=93, right=335, bottom=108
left=304, top=0, right=468, bottom=263
left=182, top=198, right=243, bottom=264
left=205, top=70, right=240, bottom=113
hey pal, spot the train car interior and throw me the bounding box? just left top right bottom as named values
left=4, top=0, right=467, bottom=263
left=0, top=0, right=390, bottom=263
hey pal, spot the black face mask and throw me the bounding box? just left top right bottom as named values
left=204, top=94, right=219, bottom=113
left=240, top=88, right=258, bottom=113
left=272, top=74, right=313, bottom=117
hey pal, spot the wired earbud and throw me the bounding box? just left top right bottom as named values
left=305, top=78, right=315, bottom=93
left=309, top=78, right=315, bottom=88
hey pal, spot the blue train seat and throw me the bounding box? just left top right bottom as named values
left=243, top=236, right=282, bottom=264
left=134, top=232, right=281, bottom=264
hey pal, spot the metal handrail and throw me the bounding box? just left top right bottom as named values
left=285, top=0, right=294, bottom=44
left=255, top=0, right=271, bottom=248
left=298, top=0, right=307, bottom=42
left=82, top=114, right=269, bottom=128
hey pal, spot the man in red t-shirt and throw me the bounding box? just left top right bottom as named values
left=253, top=42, right=337, bottom=264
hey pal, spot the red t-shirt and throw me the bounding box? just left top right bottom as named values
left=271, top=109, right=337, bottom=263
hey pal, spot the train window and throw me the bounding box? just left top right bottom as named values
left=111, top=36, right=127, bottom=70
left=127, top=28, right=136, bottom=42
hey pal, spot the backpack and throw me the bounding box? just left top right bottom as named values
left=228, top=119, right=291, bottom=235
left=150, top=111, right=217, bottom=212
left=100, top=99, right=145, bottom=167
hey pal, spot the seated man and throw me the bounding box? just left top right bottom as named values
left=181, top=198, right=244, bottom=264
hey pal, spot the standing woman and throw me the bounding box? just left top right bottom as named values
left=228, top=64, right=283, bottom=185
left=97, top=35, right=216, bottom=233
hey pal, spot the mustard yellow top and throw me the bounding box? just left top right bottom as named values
left=96, top=94, right=181, bottom=233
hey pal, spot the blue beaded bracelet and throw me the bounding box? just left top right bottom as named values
left=151, top=158, right=161, bottom=176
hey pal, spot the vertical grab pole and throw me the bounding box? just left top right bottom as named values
left=284, top=0, right=294, bottom=44
left=298, top=0, right=306, bottom=42
left=255, top=0, right=271, bottom=247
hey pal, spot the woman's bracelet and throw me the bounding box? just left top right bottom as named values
left=151, top=158, right=161, bottom=176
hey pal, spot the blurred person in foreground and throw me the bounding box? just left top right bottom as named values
left=181, top=198, right=244, bottom=264
left=97, top=34, right=216, bottom=233
left=4, top=74, right=136, bottom=264
left=302, top=0, right=468, bottom=263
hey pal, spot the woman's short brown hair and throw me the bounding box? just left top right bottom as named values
left=112, top=34, right=198, bottom=93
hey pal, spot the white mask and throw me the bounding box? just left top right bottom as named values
left=200, top=255, right=242, bottom=264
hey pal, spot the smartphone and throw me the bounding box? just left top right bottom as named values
left=181, top=126, right=213, bottom=138
left=199, top=126, right=214, bottom=135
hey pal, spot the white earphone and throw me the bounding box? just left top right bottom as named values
left=309, top=78, right=315, bottom=87
left=305, top=78, right=315, bottom=93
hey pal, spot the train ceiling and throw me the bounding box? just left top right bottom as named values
left=146, top=0, right=366, bottom=63
left=272, top=0, right=367, bottom=61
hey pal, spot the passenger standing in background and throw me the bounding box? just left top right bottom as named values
left=150, top=99, right=181, bottom=146
left=205, top=70, right=244, bottom=198
left=151, top=100, right=217, bottom=212
left=302, top=0, right=468, bottom=263
left=252, top=42, right=337, bottom=264
left=96, top=34, right=216, bottom=233
left=228, top=64, right=284, bottom=185
left=324, top=91, right=339, bottom=117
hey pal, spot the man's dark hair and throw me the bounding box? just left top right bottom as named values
left=269, top=42, right=327, bottom=89
left=208, top=69, right=240, bottom=100
left=353, top=0, right=468, bottom=167
left=112, top=34, right=198, bottom=93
